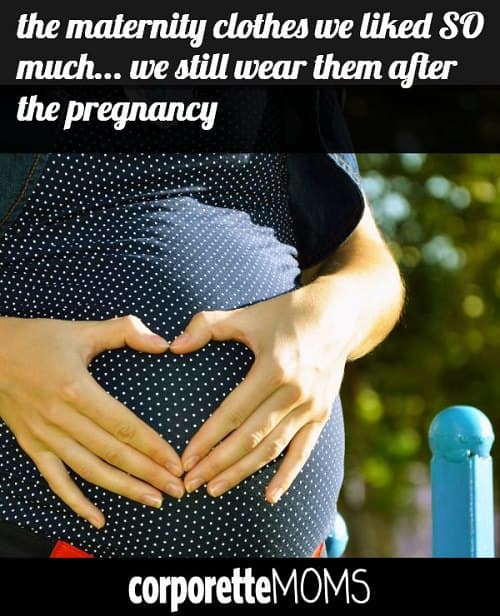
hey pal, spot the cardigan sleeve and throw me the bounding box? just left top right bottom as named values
left=287, top=87, right=365, bottom=270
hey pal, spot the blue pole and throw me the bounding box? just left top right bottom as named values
left=325, top=513, right=349, bottom=557
left=429, top=405, right=495, bottom=557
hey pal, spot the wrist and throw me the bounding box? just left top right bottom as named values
left=305, top=254, right=404, bottom=361
left=293, top=274, right=362, bottom=360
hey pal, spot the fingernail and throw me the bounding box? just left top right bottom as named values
left=171, top=332, right=190, bottom=348
left=208, top=481, right=227, bottom=497
left=166, top=461, right=184, bottom=477
left=183, top=456, right=199, bottom=473
left=89, top=515, right=105, bottom=530
left=146, top=334, right=169, bottom=350
left=143, top=494, right=163, bottom=508
left=267, top=488, right=284, bottom=504
left=185, top=477, right=204, bottom=493
left=166, top=482, right=185, bottom=499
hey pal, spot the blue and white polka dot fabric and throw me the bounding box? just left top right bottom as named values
left=0, top=152, right=344, bottom=557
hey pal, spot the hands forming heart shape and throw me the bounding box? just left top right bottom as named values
left=0, top=205, right=404, bottom=529
left=0, top=285, right=348, bottom=529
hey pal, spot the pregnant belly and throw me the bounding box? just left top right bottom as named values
left=0, top=197, right=301, bottom=446
left=0, top=198, right=344, bottom=557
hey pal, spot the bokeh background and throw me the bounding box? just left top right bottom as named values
left=340, top=153, right=499, bottom=556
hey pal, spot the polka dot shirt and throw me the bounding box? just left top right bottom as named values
left=0, top=152, right=344, bottom=557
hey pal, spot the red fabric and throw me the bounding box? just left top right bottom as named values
left=312, top=542, right=325, bottom=558
left=49, top=540, right=93, bottom=558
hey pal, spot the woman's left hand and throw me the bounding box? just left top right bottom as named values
left=169, top=285, right=352, bottom=503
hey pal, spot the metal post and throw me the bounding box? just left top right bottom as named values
left=429, top=405, right=495, bottom=557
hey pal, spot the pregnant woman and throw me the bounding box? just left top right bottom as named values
left=0, top=94, right=403, bottom=557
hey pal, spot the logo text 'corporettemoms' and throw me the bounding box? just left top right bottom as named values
left=128, top=567, right=371, bottom=612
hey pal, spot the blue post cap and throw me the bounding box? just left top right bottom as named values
left=429, top=405, right=494, bottom=462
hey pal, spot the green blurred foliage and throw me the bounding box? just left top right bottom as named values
left=340, top=154, right=500, bottom=556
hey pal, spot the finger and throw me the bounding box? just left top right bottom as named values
left=32, top=449, right=106, bottom=529
left=202, top=406, right=310, bottom=498
left=181, top=357, right=275, bottom=473
left=55, top=405, right=184, bottom=499
left=265, top=421, right=325, bottom=504
left=48, top=430, right=167, bottom=509
left=184, top=384, right=300, bottom=490
left=66, top=372, right=184, bottom=477
left=80, top=314, right=169, bottom=359
left=169, top=309, right=249, bottom=354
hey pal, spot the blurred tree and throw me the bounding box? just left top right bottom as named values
left=340, top=154, right=500, bottom=556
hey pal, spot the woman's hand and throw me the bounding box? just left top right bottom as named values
left=171, top=287, right=351, bottom=504
left=172, top=205, right=404, bottom=503
left=0, top=315, right=185, bottom=528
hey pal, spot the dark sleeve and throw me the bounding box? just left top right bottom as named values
left=0, top=154, right=49, bottom=235
left=287, top=88, right=365, bottom=270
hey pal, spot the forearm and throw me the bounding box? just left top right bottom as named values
left=297, top=204, right=405, bottom=361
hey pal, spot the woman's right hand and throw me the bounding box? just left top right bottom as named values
left=0, top=315, right=185, bottom=529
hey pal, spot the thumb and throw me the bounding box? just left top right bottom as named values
left=169, top=309, right=247, bottom=354
left=81, top=314, right=169, bottom=360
